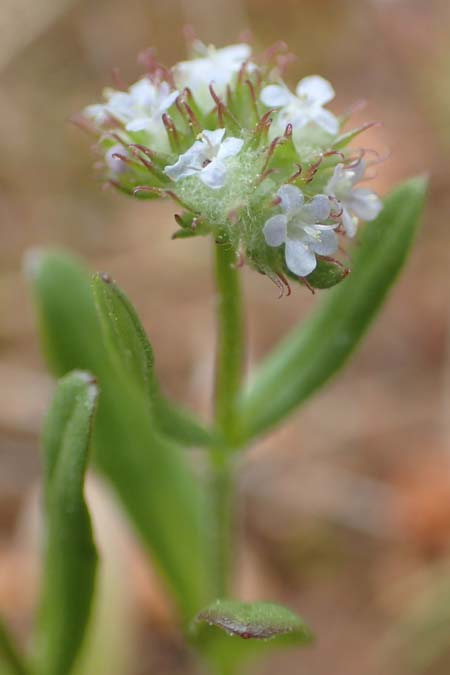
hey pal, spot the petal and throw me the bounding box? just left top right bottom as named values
left=296, top=75, right=335, bottom=105
left=164, top=142, right=204, bottom=181
left=202, top=128, right=226, bottom=147
left=260, top=84, right=291, bottom=108
left=164, top=159, right=198, bottom=182
left=348, top=159, right=366, bottom=185
left=309, top=229, right=338, bottom=256
left=84, top=104, right=108, bottom=124
left=126, top=117, right=151, bottom=132
left=159, top=89, right=180, bottom=112
left=217, top=136, right=244, bottom=160
left=200, top=159, right=227, bottom=189
left=277, top=184, right=304, bottom=214
left=285, top=237, right=317, bottom=276
left=263, top=215, right=288, bottom=247
left=325, top=163, right=345, bottom=194
left=129, top=78, right=155, bottom=104
left=312, top=108, right=339, bottom=135
left=342, top=207, right=358, bottom=237
left=348, top=188, right=383, bottom=221
left=218, top=43, right=251, bottom=64
left=303, top=194, right=331, bottom=222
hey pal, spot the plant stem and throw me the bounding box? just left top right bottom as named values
left=213, top=242, right=244, bottom=446
left=0, top=617, right=29, bottom=675
left=210, top=241, right=245, bottom=597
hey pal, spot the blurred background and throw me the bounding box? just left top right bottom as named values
left=1, top=0, right=450, bottom=673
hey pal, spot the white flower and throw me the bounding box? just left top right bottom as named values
left=260, top=75, right=339, bottom=135
left=85, top=78, right=178, bottom=143
left=263, top=184, right=338, bottom=277
left=164, top=129, right=244, bottom=190
left=173, top=42, right=252, bottom=111
left=325, top=161, right=382, bottom=237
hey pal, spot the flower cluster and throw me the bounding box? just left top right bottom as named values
left=80, top=39, right=383, bottom=292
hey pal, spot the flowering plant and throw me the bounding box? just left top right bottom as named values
left=1, top=36, right=426, bottom=675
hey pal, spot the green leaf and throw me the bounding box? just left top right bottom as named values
left=238, top=177, right=427, bottom=441
left=192, top=599, right=313, bottom=674
left=0, top=617, right=29, bottom=675
left=195, top=598, right=313, bottom=642
left=35, top=371, right=98, bottom=675
left=91, top=272, right=214, bottom=447
left=26, top=249, right=213, bottom=619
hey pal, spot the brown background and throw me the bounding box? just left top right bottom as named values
left=1, top=1, right=450, bottom=673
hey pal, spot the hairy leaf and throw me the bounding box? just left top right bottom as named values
left=35, top=371, right=98, bottom=675
left=26, top=250, right=213, bottom=620
left=239, top=177, right=427, bottom=440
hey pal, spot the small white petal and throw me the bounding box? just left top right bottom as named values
left=217, top=136, right=244, bottom=160
left=296, top=75, right=335, bottom=105
left=326, top=163, right=345, bottom=194
left=160, top=89, right=180, bottom=112
left=303, top=194, right=331, bottom=222
left=200, top=159, right=227, bottom=189
left=312, top=108, right=339, bottom=135
left=309, top=229, right=338, bottom=256
left=277, top=184, right=304, bottom=214
left=202, top=128, right=226, bottom=146
left=126, top=117, right=151, bottom=132
left=260, top=84, right=292, bottom=108
left=349, top=159, right=366, bottom=184
left=218, top=43, right=251, bottom=63
left=285, top=237, right=317, bottom=276
left=84, top=104, right=109, bottom=124
left=263, top=215, right=288, bottom=247
left=164, top=160, right=197, bottom=182
left=348, top=188, right=383, bottom=221
left=342, top=207, right=358, bottom=237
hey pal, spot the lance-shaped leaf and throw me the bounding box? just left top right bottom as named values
left=91, top=272, right=214, bottom=447
left=26, top=250, right=213, bottom=619
left=25, top=249, right=210, bottom=448
left=238, top=177, right=427, bottom=441
left=193, top=599, right=313, bottom=674
left=35, top=371, right=98, bottom=675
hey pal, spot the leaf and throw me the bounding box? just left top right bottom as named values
left=238, top=177, right=427, bottom=441
left=91, top=272, right=214, bottom=447
left=192, top=599, right=313, bottom=674
left=25, top=249, right=210, bottom=448
left=26, top=249, right=213, bottom=619
left=35, top=371, right=98, bottom=675
left=195, top=599, right=313, bottom=642
left=0, top=617, right=29, bottom=675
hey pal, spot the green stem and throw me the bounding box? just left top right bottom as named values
left=210, top=241, right=245, bottom=597
left=213, top=242, right=244, bottom=446
left=0, top=618, right=29, bottom=675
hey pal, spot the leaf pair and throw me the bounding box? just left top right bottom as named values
left=27, top=251, right=214, bottom=621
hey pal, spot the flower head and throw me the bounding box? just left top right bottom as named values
left=164, top=129, right=244, bottom=189
left=263, top=185, right=338, bottom=277
left=80, top=37, right=385, bottom=293
left=325, top=161, right=382, bottom=236
left=261, top=75, right=338, bottom=135
left=173, top=41, right=252, bottom=111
